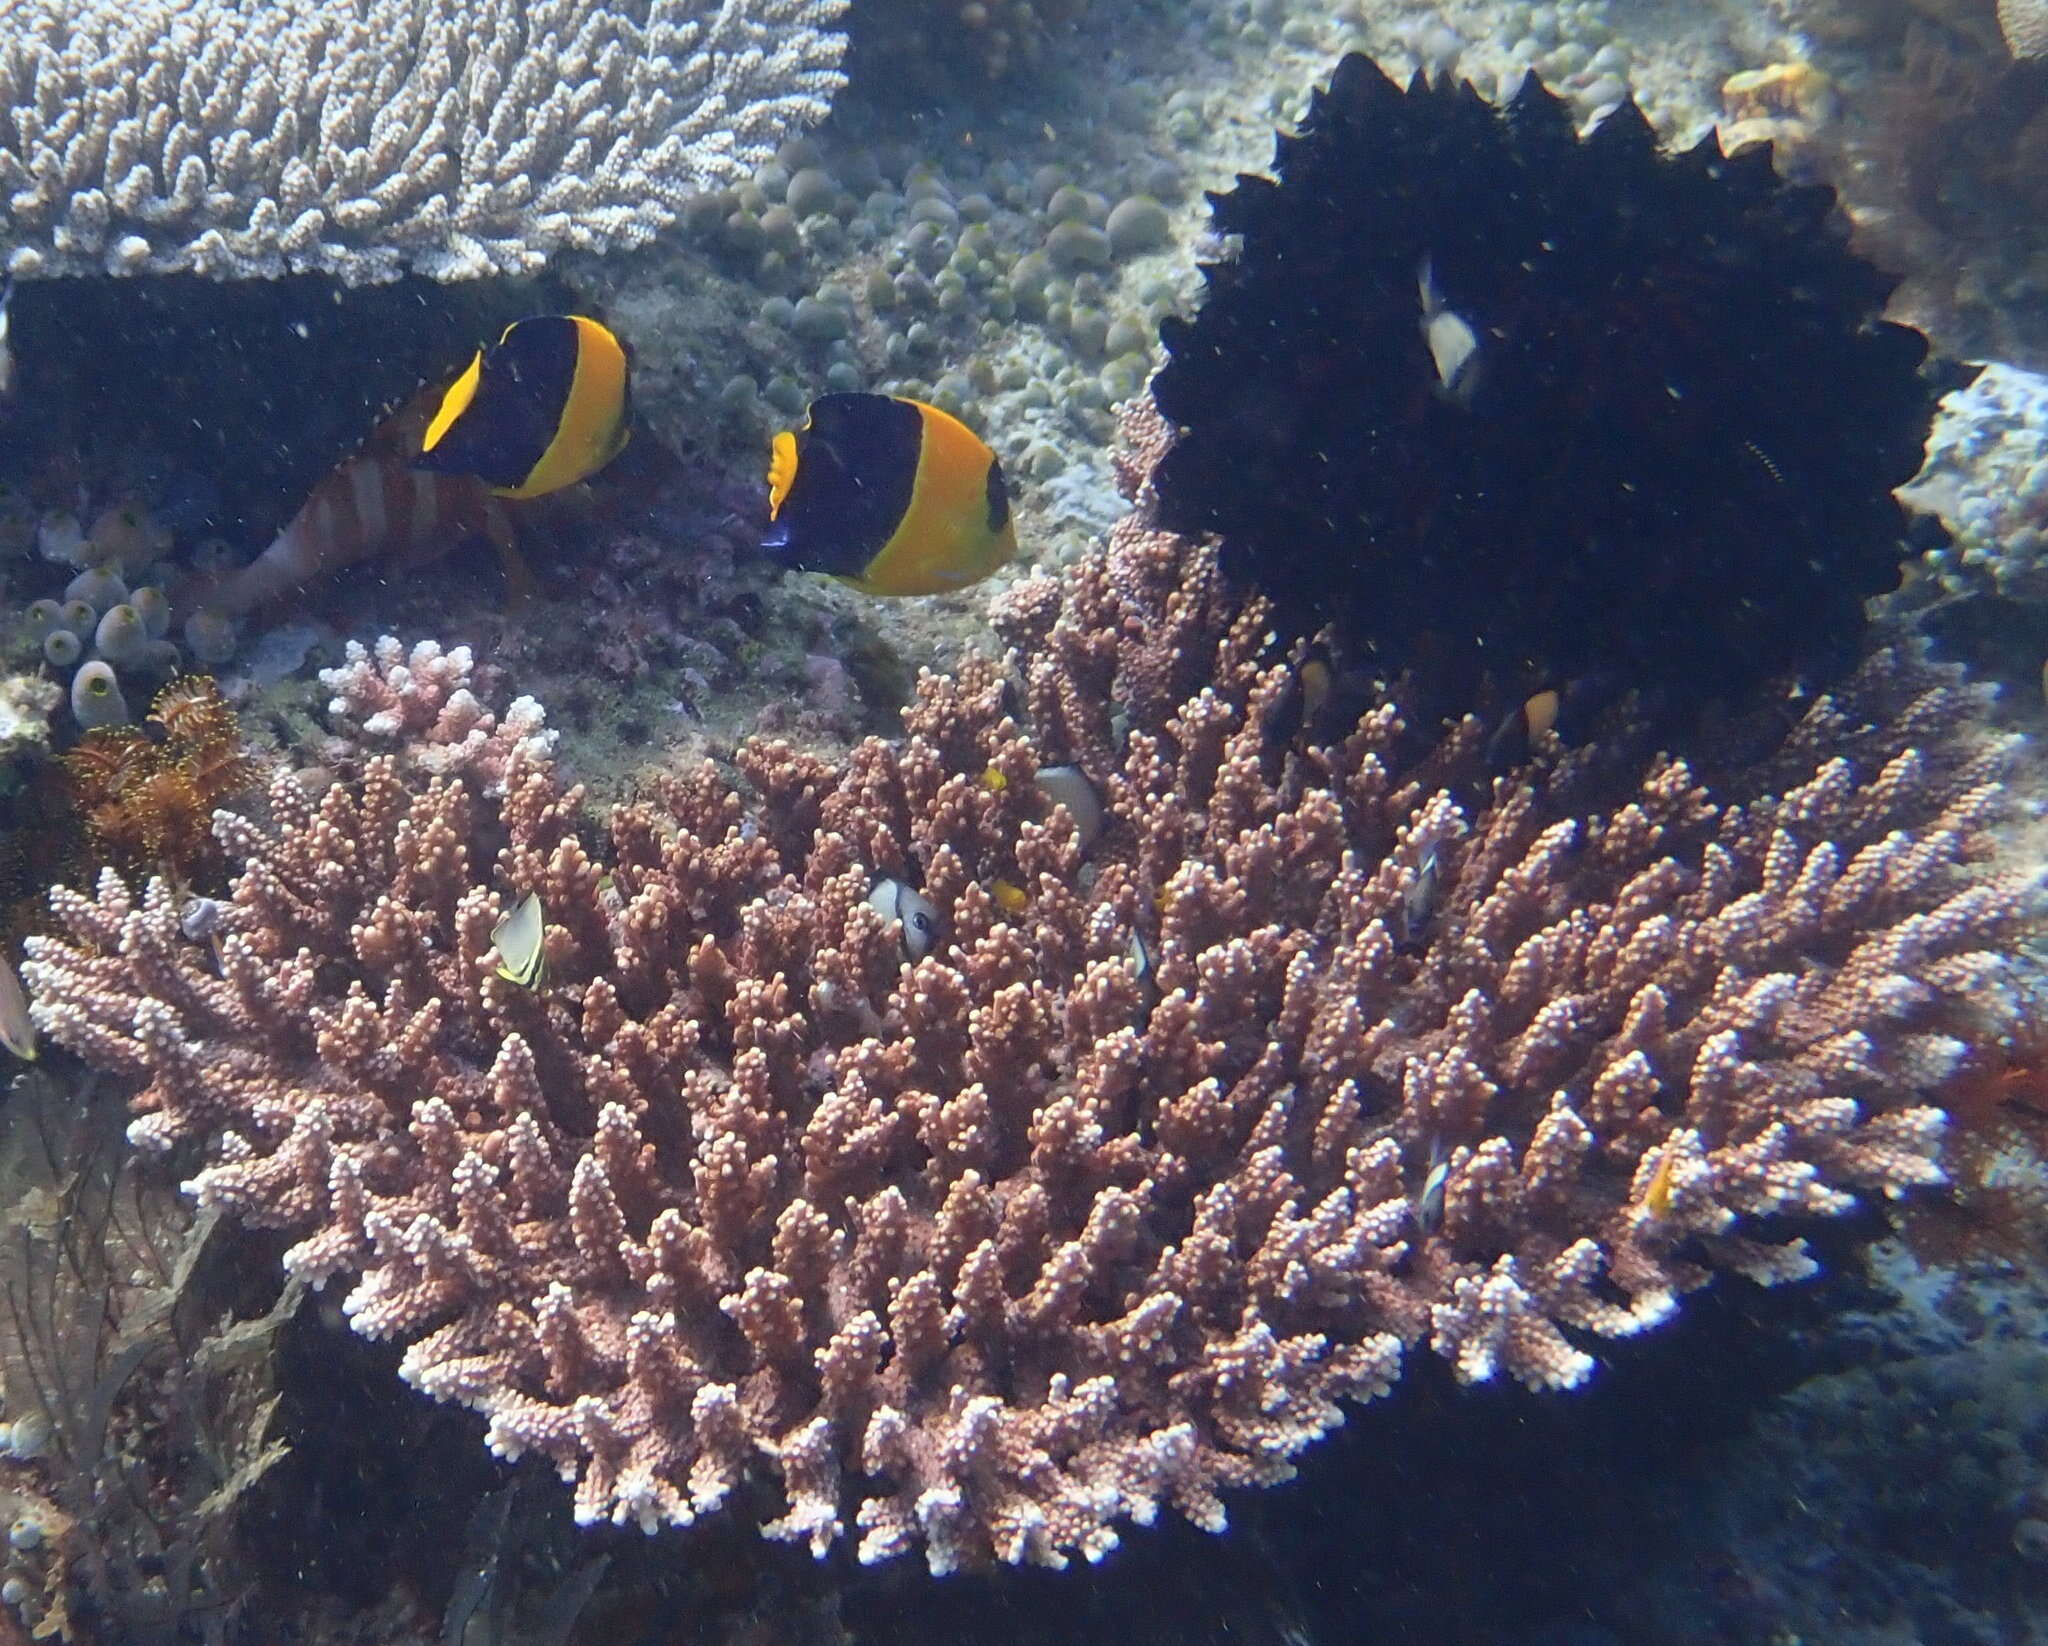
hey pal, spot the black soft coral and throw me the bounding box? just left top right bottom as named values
left=1153, top=57, right=1942, bottom=721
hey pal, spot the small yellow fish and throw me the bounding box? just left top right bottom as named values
left=1641, top=1146, right=1678, bottom=1219
left=1263, top=642, right=1338, bottom=749
left=490, top=890, right=547, bottom=987
left=991, top=878, right=1029, bottom=914
left=764, top=394, right=1016, bottom=597
left=1484, top=687, right=1562, bottom=771
left=979, top=766, right=1008, bottom=792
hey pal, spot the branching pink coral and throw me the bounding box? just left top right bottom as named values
left=21, top=397, right=2038, bottom=1574
left=319, top=636, right=555, bottom=794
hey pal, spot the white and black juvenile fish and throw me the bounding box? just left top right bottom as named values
left=0, top=277, right=15, bottom=400
left=1418, top=256, right=1481, bottom=405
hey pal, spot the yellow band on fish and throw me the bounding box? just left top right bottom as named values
left=417, top=315, right=632, bottom=501
left=768, top=431, right=799, bottom=518
left=761, top=393, right=1017, bottom=599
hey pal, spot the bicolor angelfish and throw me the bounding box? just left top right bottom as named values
left=764, top=393, right=1017, bottom=597
left=418, top=314, right=632, bottom=500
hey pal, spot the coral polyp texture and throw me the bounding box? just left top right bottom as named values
left=320, top=636, right=556, bottom=794
left=1153, top=57, right=1942, bottom=719
left=0, top=0, right=848, bottom=282
left=2002, top=0, right=2048, bottom=56
left=20, top=404, right=2038, bottom=1573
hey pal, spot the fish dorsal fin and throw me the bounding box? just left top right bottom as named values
left=416, top=355, right=483, bottom=458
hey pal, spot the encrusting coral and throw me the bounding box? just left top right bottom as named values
left=21, top=396, right=2038, bottom=1575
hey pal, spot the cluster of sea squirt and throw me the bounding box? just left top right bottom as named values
left=1151, top=55, right=1948, bottom=724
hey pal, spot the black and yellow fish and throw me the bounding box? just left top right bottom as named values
left=417, top=315, right=631, bottom=500
left=764, top=393, right=1017, bottom=597
left=1483, top=674, right=1623, bottom=771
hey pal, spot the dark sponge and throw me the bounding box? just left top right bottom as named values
left=1153, top=56, right=1944, bottom=720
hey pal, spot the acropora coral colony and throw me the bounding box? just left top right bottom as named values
left=13, top=49, right=2045, bottom=1584
left=21, top=390, right=2035, bottom=1572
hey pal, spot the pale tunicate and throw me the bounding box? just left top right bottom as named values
left=71, top=660, right=129, bottom=728
left=94, top=603, right=149, bottom=664
left=35, top=511, right=84, bottom=565
left=129, top=585, right=172, bottom=638
left=65, top=565, right=127, bottom=610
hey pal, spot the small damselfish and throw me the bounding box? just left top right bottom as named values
left=417, top=314, right=632, bottom=500
left=763, top=393, right=1017, bottom=597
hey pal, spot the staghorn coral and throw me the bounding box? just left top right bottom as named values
left=18, top=401, right=2040, bottom=1574
left=319, top=637, right=556, bottom=796
left=63, top=676, right=262, bottom=884
left=0, top=0, right=848, bottom=283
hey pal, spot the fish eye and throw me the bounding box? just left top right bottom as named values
left=911, top=912, right=933, bottom=933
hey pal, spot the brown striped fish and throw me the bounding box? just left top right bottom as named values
left=193, top=384, right=528, bottom=624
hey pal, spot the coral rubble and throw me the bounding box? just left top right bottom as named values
left=1151, top=56, right=1943, bottom=720
left=0, top=673, right=58, bottom=764
left=21, top=395, right=2035, bottom=1576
